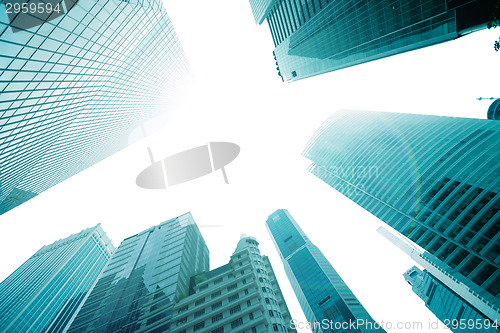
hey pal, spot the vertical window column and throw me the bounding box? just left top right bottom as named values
left=277, top=1, right=291, bottom=39
left=270, top=9, right=284, bottom=45
left=306, top=0, right=317, bottom=16
left=283, top=0, right=297, bottom=32
left=300, top=0, right=312, bottom=20
left=267, top=16, right=279, bottom=46
left=292, top=0, right=305, bottom=27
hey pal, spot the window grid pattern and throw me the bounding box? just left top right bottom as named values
left=267, top=209, right=384, bottom=331
left=168, top=236, right=295, bottom=333
left=405, top=267, right=498, bottom=332
left=303, top=110, right=500, bottom=304
left=0, top=0, right=190, bottom=214
left=256, top=0, right=479, bottom=81
left=67, top=213, right=209, bottom=332
left=0, top=225, right=114, bottom=332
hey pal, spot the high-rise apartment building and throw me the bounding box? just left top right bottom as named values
left=0, top=0, right=190, bottom=214
left=266, top=209, right=385, bottom=332
left=67, top=213, right=209, bottom=332
left=0, top=224, right=115, bottom=332
left=170, top=235, right=296, bottom=333
left=404, top=266, right=499, bottom=332
left=248, top=0, right=496, bottom=82
left=303, top=110, right=500, bottom=313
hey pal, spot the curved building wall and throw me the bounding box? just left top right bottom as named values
left=303, top=110, right=500, bottom=310
left=487, top=99, right=500, bottom=120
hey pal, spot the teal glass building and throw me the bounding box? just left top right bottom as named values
left=0, top=0, right=190, bottom=214
left=404, top=266, right=499, bottom=332
left=303, top=110, right=500, bottom=314
left=266, top=209, right=385, bottom=332
left=487, top=99, right=500, bottom=120
left=67, top=212, right=209, bottom=332
left=248, top=0, right=496, bottom=82
left=0, top=224, right=114, bottom=332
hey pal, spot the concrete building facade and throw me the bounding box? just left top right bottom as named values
left=170, top=235, right=296, bottom=333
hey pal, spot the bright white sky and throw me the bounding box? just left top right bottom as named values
left=1, top=1, right=500, bottom=332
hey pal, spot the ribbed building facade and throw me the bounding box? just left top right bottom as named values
left=67, top=213, right=209, bottom=333
left=248, top=0, right=496, bottom=82
left=404, top=266, right=499, bottom=332
left=0, top=0, right=190, bottom=214
left=0, top=224, right=114, bottom=332
left=266, top=209, right=384, bottom=332
left=170, top=235, right=296, bottom=333
left=303, top=110, right=500, bottom=313
left=487, top=99, right=500, bottom=120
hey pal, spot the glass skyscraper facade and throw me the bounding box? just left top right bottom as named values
left=248, top=0, right=496, bottom=82
left=67, top=212, right=209, bottom=333
left=404, top=266, right=499, bottom=332
left=0, top=224, right=115, bottom=332
left=303, top=110, right=500, bottom=314
left=249, top=0, right=276, bottom=24
left=266, top=209, right=385, bottom=332
left=0, top=0, right=190, bottom=214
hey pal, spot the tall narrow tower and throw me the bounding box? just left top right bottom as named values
left=0, top=224, right=115, bottom=332
left=266, top=209, right=384, bottom=332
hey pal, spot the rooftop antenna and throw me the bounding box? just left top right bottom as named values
left=477, top=97, right=500, bottom=120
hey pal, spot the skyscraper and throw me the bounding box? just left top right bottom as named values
left=266, top=209, right=385, bottom=332
left=0, top=224, right=115, bottom=332
left=378, top=226, right=499, bottom=323
left=487, top=99, right=500, bottom=120
left=0, top=0, right=190, bottom=214
left=303, top=110, right=500, bottom=313
left=67, top=212, right=209, bottom=332
left=170, top=235, right=296, bottom=333
left=404, top=266, right=499, bottom=332
left=248, top=0, right=496, bottom=82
